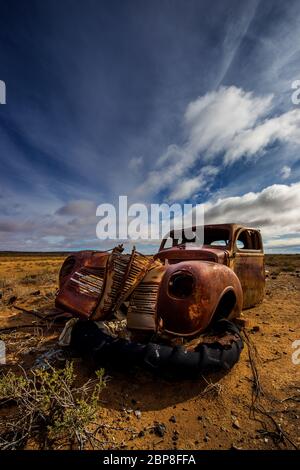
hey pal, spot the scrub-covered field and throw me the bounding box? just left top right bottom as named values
left=0, top=253, right=299, bottom=450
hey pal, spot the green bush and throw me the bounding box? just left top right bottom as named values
left=0, top=363, right=105, bottom=449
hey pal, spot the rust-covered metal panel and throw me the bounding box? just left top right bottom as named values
left=56, top=248, right=153, bottom=321
left=92, top=249, right=153, bottom=320
left=230, top=227, right=265, bottom=308
left=127, top=260, right=166, bottom=331
left=156, top=223, right=265, bottom=313
left=230, top=252, right=265, bottom=308
left=156, top=260, right=243, bottom=337
left=92, top=251, right=131, bottom=319
left=55, top=251, right=109, bottom=318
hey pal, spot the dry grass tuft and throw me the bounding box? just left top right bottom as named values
left=0, top=363, right=106, bottom=450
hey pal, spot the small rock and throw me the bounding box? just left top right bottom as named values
left=197, top=415, right=203, bottom=421
left=138, top=430, right=145, bottom=437
left=232, top=419, right=240, bottom=430
left=204, top=434, right=210, bottom=442
left=31, top=290, right=40, bottom=296
left=169, top=415, right=177, bottom=423
left=134, top=410, right=142, bottom=419
left=252, top=326, right=260, bottom=333
left=8, top=295, right=17, bottom=305
left=0, top=291, right=3, bottom=299
left=154, top=423, right=166, bottom=437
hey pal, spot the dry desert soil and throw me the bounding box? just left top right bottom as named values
left=0, top=253, right=299, bottom=450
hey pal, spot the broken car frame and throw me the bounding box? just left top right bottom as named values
left=56, top=224, right=265, bottom=336
left=55, top=224, right=265, bottom=376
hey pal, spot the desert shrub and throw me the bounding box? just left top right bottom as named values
left=281, top=265, right=295, bottom=272
left=20, top=271, right=57, bottom=286
left=0, top=363, right=105, bottom=449
left=20, top=274, right=38, bottom=285
left=0, top=278, right=13, bottom=289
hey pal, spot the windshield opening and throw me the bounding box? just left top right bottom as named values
left=161, top=227, right=231, bottom=250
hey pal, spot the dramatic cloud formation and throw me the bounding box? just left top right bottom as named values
left=203, top=182, right=300, bottom=249
left=137, top=86, right=300, bottom=203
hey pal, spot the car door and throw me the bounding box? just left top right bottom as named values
left=232, top=228, right=265, bottom=309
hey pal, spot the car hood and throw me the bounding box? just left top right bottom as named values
left=155, top=245, right=229, bottom=265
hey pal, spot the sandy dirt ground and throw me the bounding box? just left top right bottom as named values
left=0, top=253, right=299, bottom=450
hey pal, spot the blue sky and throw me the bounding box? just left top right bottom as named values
left=0, top=0, right=300, bottom=252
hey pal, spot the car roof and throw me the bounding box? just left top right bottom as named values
left=166, top=223, right=260, bottom=236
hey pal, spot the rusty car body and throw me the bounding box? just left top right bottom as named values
left=154, top=223, right=265, bottom=336
left=56, top=224, right=265, bottom=338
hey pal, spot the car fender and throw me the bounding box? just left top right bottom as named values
left=156, top=260, right=243, bottom=336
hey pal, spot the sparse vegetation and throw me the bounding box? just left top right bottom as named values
left=21, top=272, right=56, bottom=286
left=0, top=363, right=106, bottom=450
left=265, top=254, right=300, bottom=270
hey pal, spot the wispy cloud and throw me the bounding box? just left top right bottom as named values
left=56, top=200, right=97, bottom=217
left=136, top=86, right=300, bottom=202
left=280, top=165, right=292, bottom=180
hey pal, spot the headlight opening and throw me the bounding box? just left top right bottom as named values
left=168, top=271, right=194, bottom=299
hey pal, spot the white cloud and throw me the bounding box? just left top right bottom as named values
left=168, top=166, right=219, bottom=201
left=202, top=181, right=300, bottom=248
left=42, top=235, right=65, bottom=245
left=184, top=86, right=273, bottom=160
left=264, top=237, right=300, bottom=248
left=223, top=109, right=300, bottom=164
left=280, top=165, right=292, bottom=180
left=137, top=86, right=300, bottom=201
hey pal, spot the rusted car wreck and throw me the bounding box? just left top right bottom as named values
left=56, top=224, right=265, bottom=377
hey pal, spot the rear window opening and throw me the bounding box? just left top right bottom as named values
left=236, top=229, right=262, bottom=251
